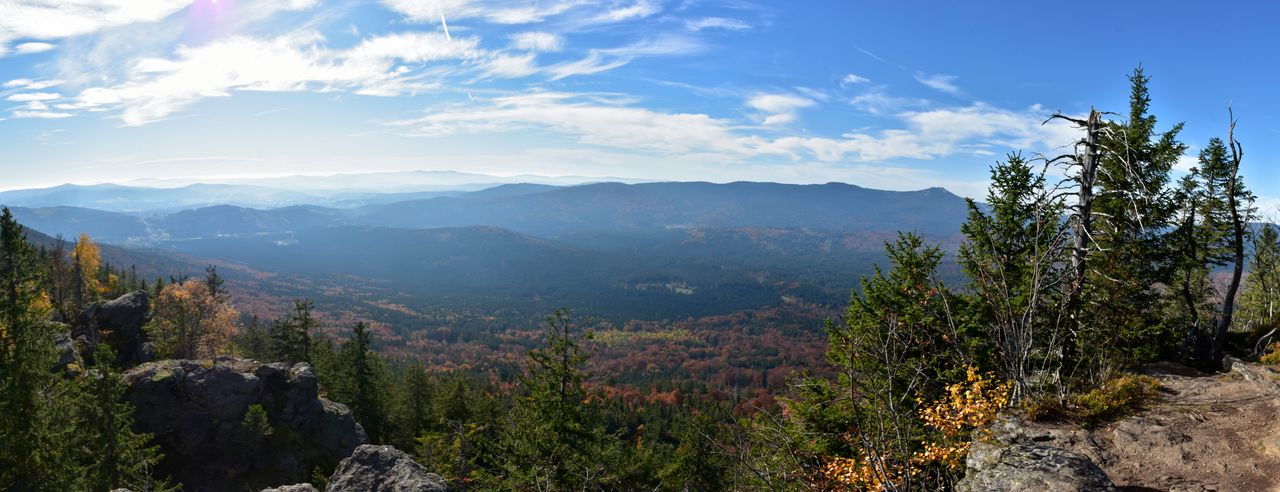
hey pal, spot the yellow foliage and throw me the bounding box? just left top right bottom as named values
left=1261, top=342, right=1280, bottom=365
left=818, top=366, right=1011, bottom=490
left=151, top=279, right=240, bottom=359
left=73, top=233, right=102, bottom=298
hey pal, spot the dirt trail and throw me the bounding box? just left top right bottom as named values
left=1032, top=361, right=1280, bottom=491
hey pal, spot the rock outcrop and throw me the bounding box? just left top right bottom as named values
left=125, top=357, right=368, bottom=491
left=261, top=485, right=320, bottom=492
left=959, top=439, right=1115, bottom=492
left=76, top=290, right=154, bottom=366
left=326, top=445, right=448, bottom=492
left=958, top=414, right=1115, bottom=492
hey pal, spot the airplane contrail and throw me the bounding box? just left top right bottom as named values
left=440, top=12, right=451, bottom=40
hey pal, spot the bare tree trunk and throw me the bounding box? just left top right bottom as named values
left=1063, top=109, right=1102, bottom=379
left=1070, top=109, right=1102, bottom=293
left=1212, top=110, right=1247, bottom=365
left=1180, top=200, right=1200, bottom=357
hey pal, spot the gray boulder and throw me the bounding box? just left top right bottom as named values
left=262, top=485, right=320, bottom=492
left=77, top=290, right=152, bottom=366
left=125, top=357, right=367, bottom=491
left=326, top=445, right=448, bottom=492
left=53, top=327, right=81, bottom=374
left=958, top=439, right=1116, bottom=491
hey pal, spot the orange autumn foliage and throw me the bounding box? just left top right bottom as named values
left=818, top=366, right=1012, bottom=490
left=150, top=279, right=239, bottom=359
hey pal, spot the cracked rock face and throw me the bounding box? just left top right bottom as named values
left=326, top=445, right=448, bottom=492
left=958, top=439, right=1116, bottom=492
left=76, top=290, right=154, bottom=367
left=124, top=357, right=368, bottom=491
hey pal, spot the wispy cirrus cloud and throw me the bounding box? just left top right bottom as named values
left=547, top=35, right=703, bottom=80
left=380, top=0, right=586, bottom=25
left=915, top=72, right=961, bottom=94
left=509, top=31, right=564, bottom=52
left=593, top=0, right=661, bottom=23
left=684, top=17, right=751, bottom=31
left=841, top=73, right=869, bottom=85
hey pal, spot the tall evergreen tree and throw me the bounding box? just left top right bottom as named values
left=1085, top=67, right=1187, bottom=370
left=959, top=153, right=1069, bottom=397
left=0, top=208, right=78, bottom=490
left=268, top=299, right=316, bottom=365
left=499, top=309, right=613, bottom=490
left=75, top=345, right=171, bottom=492
left=333, top=322, right=392, bottom=444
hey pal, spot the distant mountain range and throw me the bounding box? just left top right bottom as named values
left=6, top=179, right=973, bottom=319
left=1, top=171, right=648, bottom=212
left=6, top=181, right=970, bottom=242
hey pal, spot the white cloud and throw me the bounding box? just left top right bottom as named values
left=547, top=36, right=701, bottom=80
left=13, top=42, right=56, bottom=54
left=481, top=53, right=538, bottom=78
left=0, top=0, right=192, bottom=56
left=546, top=53, right=628, bottom=80
left=12, top=110, right=73, bottom=119
left=381, top=0, right=585, bottom=24
left=747, top=93, right=814, bottom=126
left=57, top=31, right=479, bottom=125
left=685, top=17, right=750, bottom=31
left=6, top=92, right=61, bottom=102
left=509, top=31, right=564, bottom=52
left=915, top=72, right=961, bottom=94
left=595, top=0, right=661, bottom=22
left=389, top=91, right=1075, bottom=166
left=849, top=87, right=925, bottom=115
left=841, top=73, right=869, bottom=85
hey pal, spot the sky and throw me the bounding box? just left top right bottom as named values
left=0, top=1, right=1278, bottom=208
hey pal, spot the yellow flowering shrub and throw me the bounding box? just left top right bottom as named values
left=818, top=366, right=1012, bottom=490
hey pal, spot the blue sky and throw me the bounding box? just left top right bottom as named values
left=0, top=1, right=1277, bottom=209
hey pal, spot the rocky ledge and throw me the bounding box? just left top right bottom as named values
left=124, top=357, right=368, bottom=490
left=267, top=445, right=449, bottom=492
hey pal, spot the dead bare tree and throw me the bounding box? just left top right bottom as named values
left=1211, top=108, right=1249, bottom=365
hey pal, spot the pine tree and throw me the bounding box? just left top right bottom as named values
left=959, top=153, right=1069, bottom=397
left=75, top=344, right=172, bottom=492
left=500, top=309, right=613, bottom=490
left=0, top=208, right=78, bottom=489
left=393, top=363, right=435, bottom=449
left=1085, top=67, right=1187, bottom=370
left=333, top=322, right=391, bottom=444
left=238, top=315, right=270, bottom=360
left=204, top=264, right=225, bottom=301
left=268, top=299, right=316, bottom=365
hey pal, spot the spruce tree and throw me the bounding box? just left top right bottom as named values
left=959, top=153, right=1068, bottom=397
left=268, top=299, right=316, bottom=365
left=75, top=345, right=171, bottom=492
left=1085, top=67, right=1187, bottom=369
left=500, top=309, right=612, bottom=490
left=333, top=322, right=391, bottom=444
left=0, top=207, right=79, bottom=489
